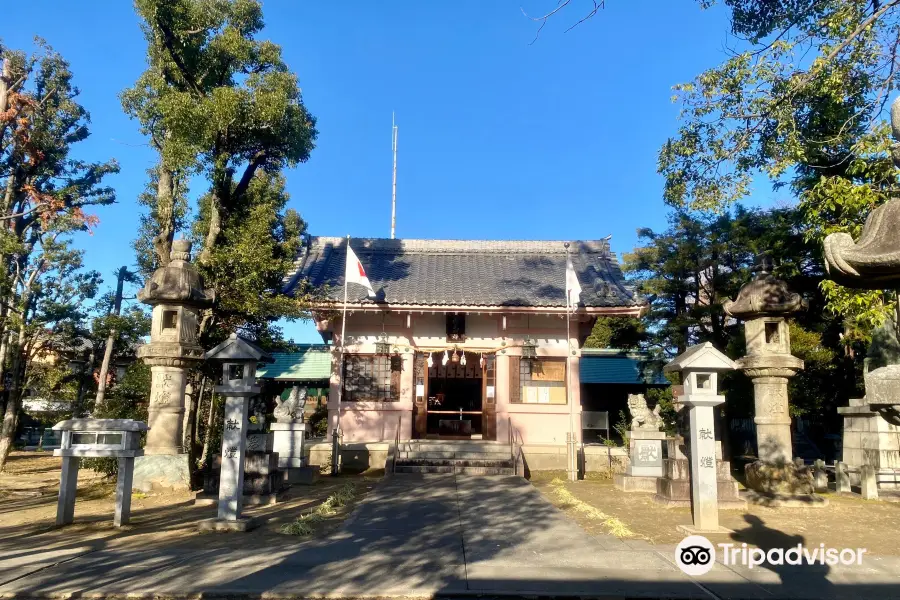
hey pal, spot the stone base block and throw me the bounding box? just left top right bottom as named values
left=677, top=524, right=734, bottom=536
left=194, top=493, right=279, bottom=506
left=613, top=473, right=659, bottom=493
left=197, top=517, right=257, bottom=532
left=132, top=454, right=191, bottom=493
left=744, top=460, right=814, bottom=495
left=272, top=422, right=307, bottom=469
left=282, top=466, right=320, bottom=485
left=743, top=490, right=829, bottom=508
left=653, top=494, right=748, bottom=510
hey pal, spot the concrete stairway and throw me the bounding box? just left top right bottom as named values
left=394, top=440, right=516, bottom=475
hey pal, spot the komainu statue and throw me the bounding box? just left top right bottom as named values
left=274, top=386, right=308, bottom=423
left=627, top=393, right=662, bottom=431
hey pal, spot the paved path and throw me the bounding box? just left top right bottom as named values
left=1, top=474, right=899, bottom=599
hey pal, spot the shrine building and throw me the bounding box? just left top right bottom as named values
left=283, top=236, right=660, bottom=468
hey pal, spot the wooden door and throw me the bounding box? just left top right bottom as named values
left=413, top=352, right=428, bottom=439
left=481, top=355, right=496, bottom=440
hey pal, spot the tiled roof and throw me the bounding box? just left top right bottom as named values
left=257, top=347, right=332, bottom=381
left=284, top=236, right=641, bottom=309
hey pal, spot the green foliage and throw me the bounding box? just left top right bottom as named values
left=613, top=410, right=630, bottom=444
left=191, top=172, right=310, bottom=344
left=81, top=363, right=151, bottom=477
left=280, top=483, right=356, bottom=536
left=583, top=316, right=645, bottom=350
left=657, top=1, right=900, bottom=325
left=309, top=402, right=328, bottom=438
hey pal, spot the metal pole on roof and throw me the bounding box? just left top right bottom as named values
left=333, top=235, right=351, bottom=476
left=390, top=113, right=398, bottom=239
left=565, top=242, right=577, bottom=482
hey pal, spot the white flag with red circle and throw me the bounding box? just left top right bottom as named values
left=345, top=243, right=376, bottom=298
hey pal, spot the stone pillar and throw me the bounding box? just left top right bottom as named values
left=145, top=365, right=188, bottom=454
left=56, top=455, right=79, bottom=526
left=682, top=397, right=724, bottom=533
left=218, top=394, right=250, bottom=521
left=749, top=374, right=793, bottom=464
left=114, top=457, right=135, bottom=527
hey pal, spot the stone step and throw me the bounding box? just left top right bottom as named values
left=394, top=465, right=515, bottom=476
left=399, top=450, right=514, bottom=460
left=400, top=443, right=511, bottom=454
left=396, top=458, right=514, bottom=468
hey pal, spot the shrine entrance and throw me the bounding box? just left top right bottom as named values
left=413, top=351, right=496, bottom=440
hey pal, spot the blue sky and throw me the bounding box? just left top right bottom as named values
left=4, top=1, right=789, bottom=342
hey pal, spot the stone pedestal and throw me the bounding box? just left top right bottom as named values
left=748, top=373, right=794, bottom=464
left=614, top=430, right=665, bottom=493
left=271, top=422, right=308, bottom=469
left=144, top=365, right=188, bottom=455
left=653, top=437, right=745, bottom=509
left=838, top=397, right=900, bottom=491
left=133, top=454, right=191, bottom=492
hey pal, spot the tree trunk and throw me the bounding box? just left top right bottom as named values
left=199, top=393, right=218, bottom=468
left=94, top=266, right=130, bottom=411
left=153, top=167, right=176, bottom=268
left=0, top=317, right=29, bottom=471
left=197, top=193, right=222, bottom=266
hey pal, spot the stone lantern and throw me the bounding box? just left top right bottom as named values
left=664, top=342, right=737, bottom=534
left=199, top=333, right=273, bottom=531
left=823, top=96, right=900, bottom=492
left=724, top=256, right=811, bottom=497
left=133, top=239, right=214, bottom=492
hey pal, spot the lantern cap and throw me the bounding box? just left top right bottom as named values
left=664, top=342, right=737, bottom=373
left=204, top=333, right=274, bottom=363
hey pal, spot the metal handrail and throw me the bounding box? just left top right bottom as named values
left=391, top=414, right=401, bottom=475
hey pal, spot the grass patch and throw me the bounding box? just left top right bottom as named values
left=548, top=479, right=640, bottom=539
left=281, top=483, right=357, bottom=536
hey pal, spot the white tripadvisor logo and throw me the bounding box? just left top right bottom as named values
left=676, top=535, right=716, bottom=576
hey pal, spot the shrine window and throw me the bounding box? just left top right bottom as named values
left=343, top=355, right=400, bottom=402
left=516, top=358, right=566, bottom=404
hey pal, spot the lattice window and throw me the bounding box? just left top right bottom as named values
left=516, top=358, right=567, bottom=404
left=343, top=355, right=400, bottom=402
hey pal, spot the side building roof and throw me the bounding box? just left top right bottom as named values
left=283, top=236, right=642, bottom=311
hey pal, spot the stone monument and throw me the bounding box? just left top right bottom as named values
left=823, top=96, right=900, bottom=492
left=658, top=343, right=745, bottom=531
left=198, top=333, right=274, bottom=532
left=614, top=393, right=667, bottom=492
left=723, top=256, right=821, bottom=503
left=52, top=419, right=147, bottom=527
left=133, top=239, right=214, bottom=492
left=272, top=385, right=318, bottom=484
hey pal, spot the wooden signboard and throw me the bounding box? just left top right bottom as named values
left=531, top=360, right=565, bottom=382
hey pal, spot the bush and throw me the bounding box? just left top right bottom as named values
left=308, top=402, right=328, bottom=437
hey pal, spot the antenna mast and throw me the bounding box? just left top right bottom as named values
left=390, top=113, right=398, bottom=239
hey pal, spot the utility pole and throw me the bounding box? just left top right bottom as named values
left=94, top=266, right=133, bottom=410
left=390, top=113, right=398, bottom=239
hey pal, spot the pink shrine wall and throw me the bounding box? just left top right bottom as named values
left=326, top=312, right=583, bottom=446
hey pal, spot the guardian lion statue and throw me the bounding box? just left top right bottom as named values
left=627, top=393, right=662, bottom=431
left=274, top=386, right=308, bottom=423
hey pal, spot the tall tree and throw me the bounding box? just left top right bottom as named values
left=0, top=40, right=117, bottom=469
left=121, top=0, right=317, bottom=270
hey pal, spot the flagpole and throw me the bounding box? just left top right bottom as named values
left=565, top=242, right=577, bottom=482
left=336, top=235, right=350, bottom=467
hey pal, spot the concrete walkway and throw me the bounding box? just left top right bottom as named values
left=1, top=474, right=899, bottom=599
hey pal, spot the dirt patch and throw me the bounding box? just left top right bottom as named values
left=0, top=451, right=379, bottom=557
left=532, top=471, right=900, bottom=555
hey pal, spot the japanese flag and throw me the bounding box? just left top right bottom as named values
left=345, top=243, right=376, bottom=298
left=565, top=256, right=582, bottom=311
